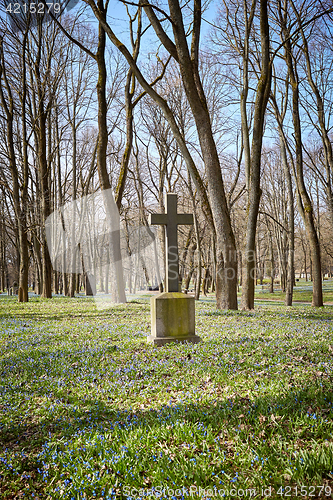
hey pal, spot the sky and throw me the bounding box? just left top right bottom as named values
left=0, top=0, right=323, bottom=164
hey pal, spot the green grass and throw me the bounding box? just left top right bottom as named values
left=1, top=296, right=333, bottom=499
left=253, top=279, right=333, bottom=303
left=254, top=290, right=333, bottom=303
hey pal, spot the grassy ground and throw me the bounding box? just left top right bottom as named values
left=1, top=294, right=333, bottom=499
left=253, top=279, right=333, bottom=304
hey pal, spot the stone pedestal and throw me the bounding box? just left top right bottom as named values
left=147, top=292, right=201, bottom=346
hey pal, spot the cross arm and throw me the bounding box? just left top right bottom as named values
left=176, top=214, right=193, bottom=225
left=149, top=213, right=168, bottom=225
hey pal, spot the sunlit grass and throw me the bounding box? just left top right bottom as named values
left=0, top=295, right=333, bottom=498
left=254, top=279, right=333, bottom=303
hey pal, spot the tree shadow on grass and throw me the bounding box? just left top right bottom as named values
left=1, top=371, right=333, bottom=499
left=0, top=302, right=149, bottom=322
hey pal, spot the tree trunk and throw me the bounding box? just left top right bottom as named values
left=105, top=246, right=109, bottom=294
left=281, top=13, right=323, bottom=307
left=184, top=245, right=195, bottom=292
left=18, top=33, right=29, bottom=303
left=53, top=270, right=59, bottom=295
left=179, top=226, right=194, bottom=288
left=86, top=273, right=96, bottom=296
left=34, top=37, right=52, bottom=298
left=39, top=109, right=53, bottom=299
left=303, top=248, right=307, bottom=282
left=279, top=135, right=294, bottom=306
left=69, top=120, right=77, bottom=298
left=55, top=104, right=68, bottom=297
left=268, top=228, right=274, bottom=293
left=0, top=214, right=5, bottom=292
left=0, top=37, right=29, bottom=302
left=202, top=267, right=210, bottom=296
left=195, top=253, right=201, bottom=300
left=241, top=0, right=271, bottom=310
left=96, top=7, right=126, bottom=303
left=299, top=14, right=333, bottom=261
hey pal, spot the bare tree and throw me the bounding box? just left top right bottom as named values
left=278, top=0, right=323, bottom=306
left=0, top=24, right=30, bottom=301
left=83, top=0, right=238, bottom=309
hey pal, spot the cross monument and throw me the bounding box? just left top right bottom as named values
left=147, top=192, right=201, bottom=346
left=149, top=193, right=193, bottom=292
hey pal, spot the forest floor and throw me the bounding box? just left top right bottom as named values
left=1, top=289, right=333, bottom=499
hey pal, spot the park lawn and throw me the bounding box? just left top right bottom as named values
left=254, top=290, right=333, bottom=303
left=254, top=280, right=333, bottom=304
left=0, top=297, right=333, bottom=499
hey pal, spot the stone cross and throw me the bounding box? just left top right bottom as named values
left=148, top=193, right=193, bottom=292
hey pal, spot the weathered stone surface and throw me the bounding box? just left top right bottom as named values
left=147, top=292, right=201, bottom=346
left=146, top=335, right=201, bottom=346
left=148, top=193, right=193, bottom=293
